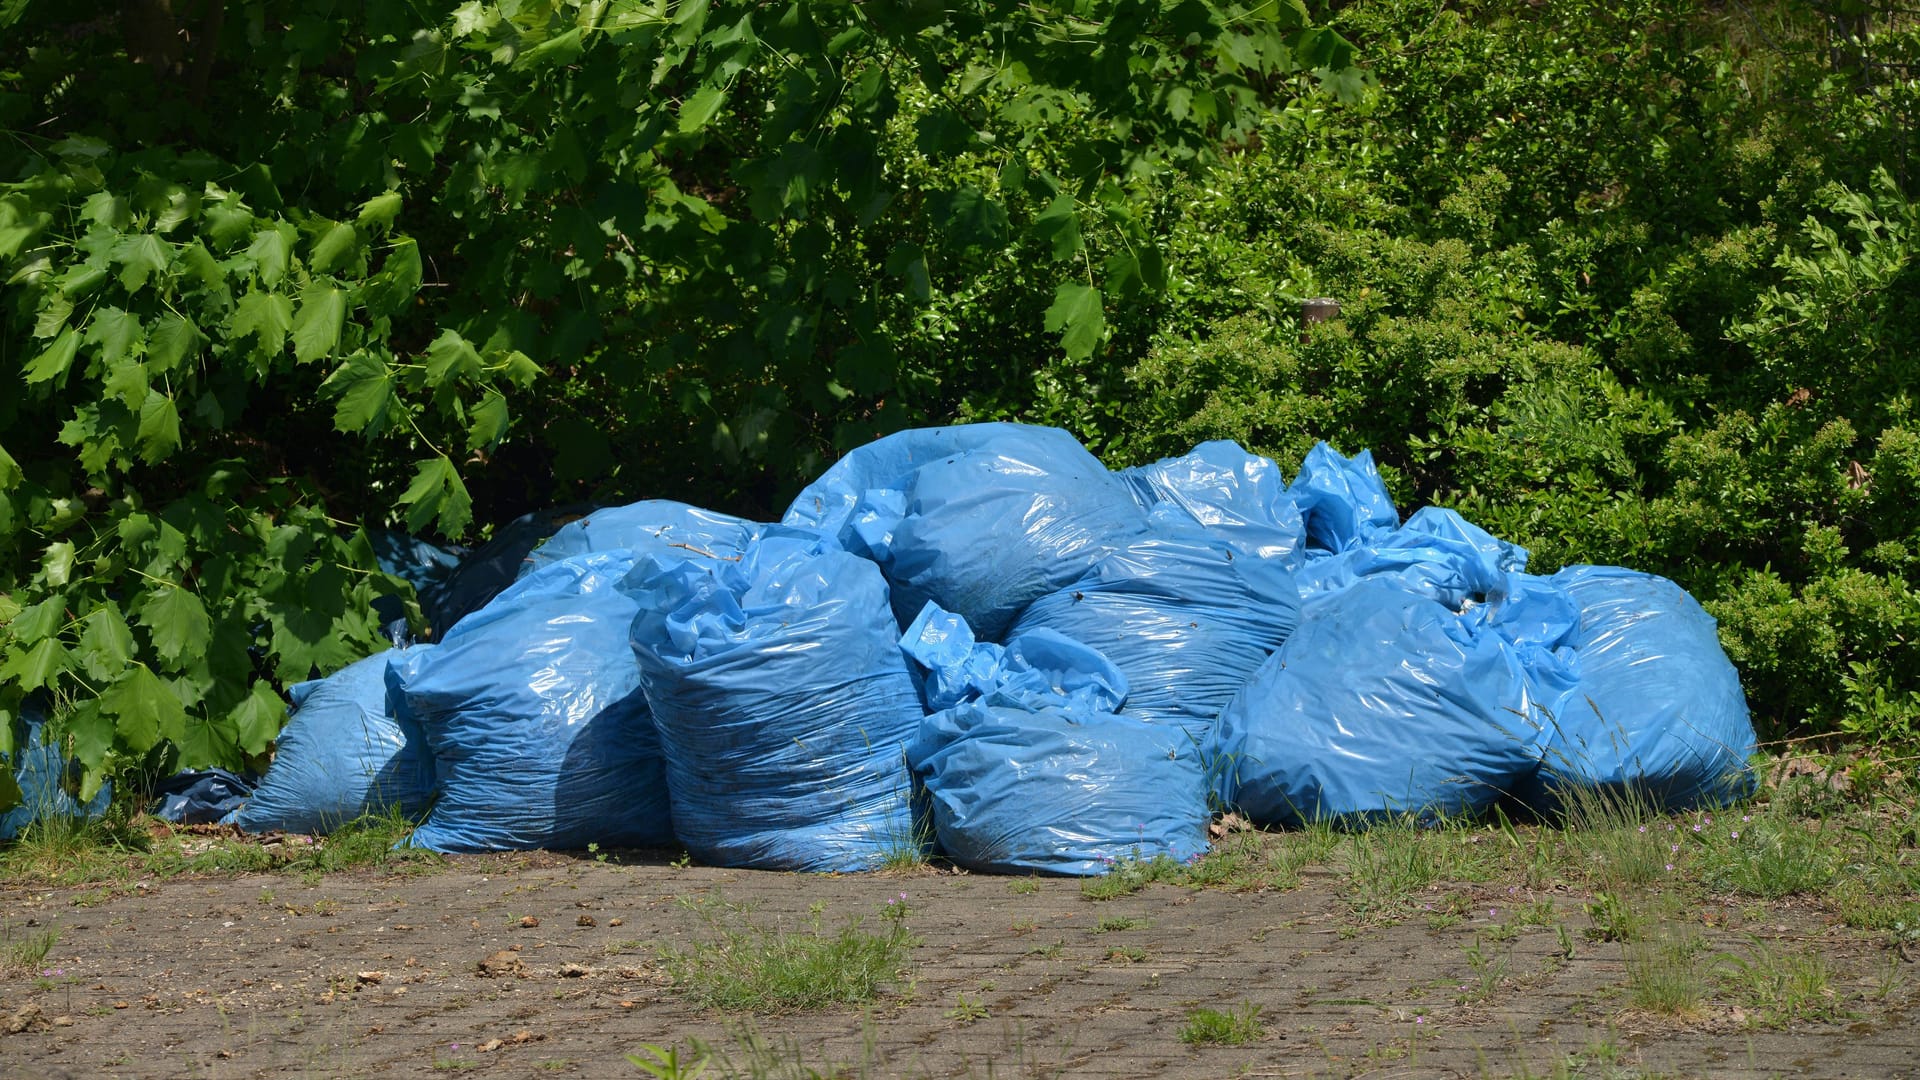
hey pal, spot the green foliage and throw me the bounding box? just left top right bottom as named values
left=0, top=1, right=1358, bottom=803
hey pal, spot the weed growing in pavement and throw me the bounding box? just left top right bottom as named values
left=944, top=992, right=991, bottom=1023
left=1179, top=1002, right=1266, bottom=1046
left=1554, top=783, right=1673, bottom=890
left=1584, top=892, right=1642, bottom=943
left=1, top=919, right=58, bottom=974
left=0, top=802, right=436, bottom=887
left=1719, top=937, right=1849, bottom=1027
left=1092, top=914, right=1148, bottom=933
left=1698, top=803, right=1838, bottom=898
left=1624, top=919, right=1708, bottom=1017
left=1080, top=854, right=1183, bottom=900
left=627, top=1042, right=711, bottom=1079
left=1457, top=934, right=1511, bottom=1004
left=658, top=893, right=918, bottom=1012
left=1007, top=877, right=1041, bottom=895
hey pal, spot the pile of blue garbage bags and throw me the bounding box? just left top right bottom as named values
left=21, top=424, right=1757, bottom=873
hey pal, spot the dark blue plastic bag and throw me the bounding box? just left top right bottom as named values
left=1118, top=441, right=1306, bottom=563
left=1212, top=578, right=1548, bottom=827
left=152, top=769, right=257, bottom=826
left=232, top=650, right=437, bottom=835
left=391, top=551, right=674, bottom=853
left=1526, top=566, right=1757, bottom=809
left=1011, top=516, right=1301, bottom=744
left=520, top=500, right=764, bottom=579
left=784, top=423, right=1149, bottom=640
left=626, top=535, right=924, bottom=871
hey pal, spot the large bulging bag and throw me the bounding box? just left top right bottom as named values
left=783, top=423, right=1149, bottom=640
left=1011, top=517, right=1301, bottom=744
left=1211, top=578, right=1548, bottom=827
left=520, top=500, right=763, bottom=579
left=232, top=650, right=437, bottom=835
left=902, top=607, right=1207, bottom=874
left=1118, top=441, right=1305, bottom=563
left=391, top=551, right=674, bottom=853
left=626, top=535, right=924, bottom=872
left=1529, top=565, right=1757, bottom=809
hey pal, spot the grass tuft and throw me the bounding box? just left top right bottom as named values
left=1179, top=1002, right=1266, bottom=1046
left=659, top=894, right=918, bottom=1012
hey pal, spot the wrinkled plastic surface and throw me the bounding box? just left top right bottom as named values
left=1212, top=579, right=1548, bottom=827
left=903, top=607, right=1207, bottom=875
left=521, top=500, right=764, bottom=579
left=1118, top=441, right=1306, bottom=563
left=1527, top=566, right=1758, bottom=808
left=785, top=423, right=1149, bottom=640
left=626, top=536, right=923, bottom=871
left=901, top=602, right=1129, bottom=714
left=1, top=700, right=112, bottom=841
left=233, top=651, right=437, bottom=835
left=1011, top=518, right=1301, bottom=743
left=1296, top=507, right=1528, bottom=609
left=911, top=701, right=1210, bottom=875
left=152, top=769, right=256, bottom=825
left=1287, top=442, right=1399, bottom=554
left=393, top=552, right=674, bottom=853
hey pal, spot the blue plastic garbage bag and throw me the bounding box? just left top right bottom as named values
left=151, top=768, right=256, bottom=825
left=1, top=699, right=112, bottom=841
left=1117, top=441, right=1306, bottom=564
left=784, top=423, right=1150, bottom=640
left=1295, top=506, right=1528, bottom=609
left=903, top=615, right=1207, bottom=875
left=901, top=602, right=1129, bottom=715
left=232, top=650, right=437, bottom=835
left=1011, top=516, right=1301, bottom=744
left=1525, top=565, right=1757, bottom=809
left=520, top=500, right=764, bottom=579
left=626, top=535, right=924, bottom=871
left=424, top=505, right=595, bottom=637
left=391, top=551, right=674, bottom=853
left=1211, top=578, right=1549, bottom=828
left=1287, top=442, right=1399, bottom=554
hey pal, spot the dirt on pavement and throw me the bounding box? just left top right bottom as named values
left=2, top=845, right=1915, bottom=1079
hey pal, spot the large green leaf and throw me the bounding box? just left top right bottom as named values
left=112, top=233, right=170, bottom=293
left=136, top=392, right=182, bottom=463
left=77, top=603, right=136, bottom=682
left=230, top=681, right=287, bottom=756
left=145, top=313, right=203, bottom=372
left=424, top=329, right=482, bottom=384
left=137, top=586, right=212, bottom=666
left=1, top=638, right=74, bottom=692
left=1043, top=282, right=1106, bottom=361
left=291, top=283, right=347, bottom=363
left=99, top=664, right=185, bottom=755
left=308, top=221, right=360, bottom=275
left=231, top=290, right=294, bottom=359
left=22, top=327, right=79, bottom=384
left=397, top=454, right=473, bottom=537
left=327, top=352, right=396, bottom=434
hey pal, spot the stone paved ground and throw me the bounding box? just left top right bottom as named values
left=2, top=848, right=1915, bottom=1079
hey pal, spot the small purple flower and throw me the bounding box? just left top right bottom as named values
left=1742, top=814, right=1752, bottom=822
left=1730, top=830, right=1740, bottom=839
left=1665, top=863, right=1674, bottom=872
left=1415, top=1016, right=1426, bottom=1024
left=1670, top=844, right=1680, bottom=854
left=1692, top=823, right=1702, bottom=833
left=1637, top=826, right=1647, bottom=834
